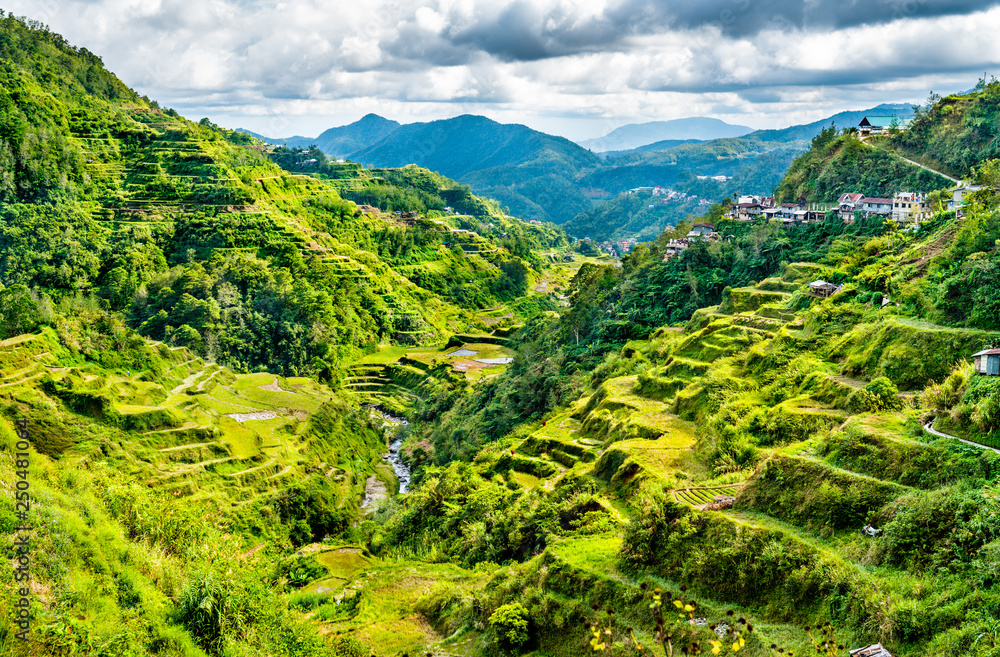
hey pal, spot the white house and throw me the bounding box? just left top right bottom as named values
left=686, top=223, right=716, bottom=240
left=950, top=182, right=984, bottom=209
left=892, top=192, right=928, bottom=224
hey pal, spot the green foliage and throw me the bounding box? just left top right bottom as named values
left=0, top=283, right=41, bottom=337
left=818, top=422, right=998, bottom=488
left=874, top=485, right=1000, bottom=573
left=740, top=454, right=906, bottom=534
left=922, top=362, right=973, bottom=411
left=174, top=569, right=240, bottom=653
left=846, top=377, right=903, bottom=413
left=273, top=476, right=354, bottom=546
left=274, top=554, right=328, bottom=588
left=621, top=487, right=859, bottom=619
left=489, top=602, right=530, bottom=651
left=896, top=78, right=1000, bottom=173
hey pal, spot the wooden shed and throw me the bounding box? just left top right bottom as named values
left=973, top=348, right=1000, bottom=376
left=807, top=280, right=842, bottom=298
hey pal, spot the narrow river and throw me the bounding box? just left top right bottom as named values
left=368, top=407, right=411, bottom=494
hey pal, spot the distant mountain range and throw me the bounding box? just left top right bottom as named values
left=579, top=117, right=753, bottom=152
left=238, top=113, right=400, bottom=156
left=239, top=103, right=918, bottom=238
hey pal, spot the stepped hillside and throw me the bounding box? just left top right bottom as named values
left=8, top=11, right=1000, bottom=657
left=0, top=14, right=570, bottom=657
left=353, top=204, right=1000, bottom=656
left=0, top=14, right=567, bottom=379
left=326, top=82, right=1000, bottom=656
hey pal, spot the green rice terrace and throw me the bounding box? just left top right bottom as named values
left=7, top=14, right=1000, bottom=657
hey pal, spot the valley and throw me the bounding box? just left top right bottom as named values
left=3, top=11, right=1000, bottom=657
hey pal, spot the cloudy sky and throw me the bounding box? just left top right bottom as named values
left=7, top=0, right=1000, bottom=140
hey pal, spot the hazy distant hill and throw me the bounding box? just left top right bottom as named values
left=579, top=117, right=753, bottom=152
left=239, top=114, right=401, bottom=155
left=598, top=138, right=704, bottom=158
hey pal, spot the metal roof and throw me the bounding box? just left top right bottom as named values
left=973, top=349, right=1000, bottom=356
left=849, top=644, right=893, bottom=657
left=859, top=116, right=911, bottom=129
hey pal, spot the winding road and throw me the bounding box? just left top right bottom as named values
left=923, top=421, right=1000, bottom=454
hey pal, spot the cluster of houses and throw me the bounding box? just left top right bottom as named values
left=627, top=185, right=713, bottom=208
left=728, top=181, right=987, bottom=227
left=727, top=195, right=832, bottom=223
left=727, top=192, right=932, bottom=225
left=598, top=237, right=639, bottom=257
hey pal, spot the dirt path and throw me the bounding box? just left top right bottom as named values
left=894, top=155, right=960, bottom=184
left=924, top=422, right=1000, bottom=454
left=259, top=377, right=290, bottom=393
left=239, top=543, right=267, bottom=559
left=857, top=137, right=961, bottom=184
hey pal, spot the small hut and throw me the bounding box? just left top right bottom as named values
left=807, top=280, right=842, bottom=298
left=849, top=644, right=893, bottom=657
left=973, top=348, right=1000, bottom=376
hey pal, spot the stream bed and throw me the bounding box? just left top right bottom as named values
left=368, top=407, right=411, bottom=494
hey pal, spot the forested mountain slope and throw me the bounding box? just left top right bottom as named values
left=263, top=105, right=913, bottom=238
left=0, top=13, right=561, bottom=657
left=0, top=13, right=565, bottom=379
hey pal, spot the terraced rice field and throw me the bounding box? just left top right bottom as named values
left=673, top=485, right=742, bottom=506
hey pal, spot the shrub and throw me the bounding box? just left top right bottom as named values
left=847, top=377, right=903, bottom=413
left=173, top=569, right=243, bottom=653
left=489, top=602, right=530, bottom=651
left=921, top=362, right=972, bottom=411
left=274, top=554, right=327, bottom=588
left=331, top=636, right=368, bottom=657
